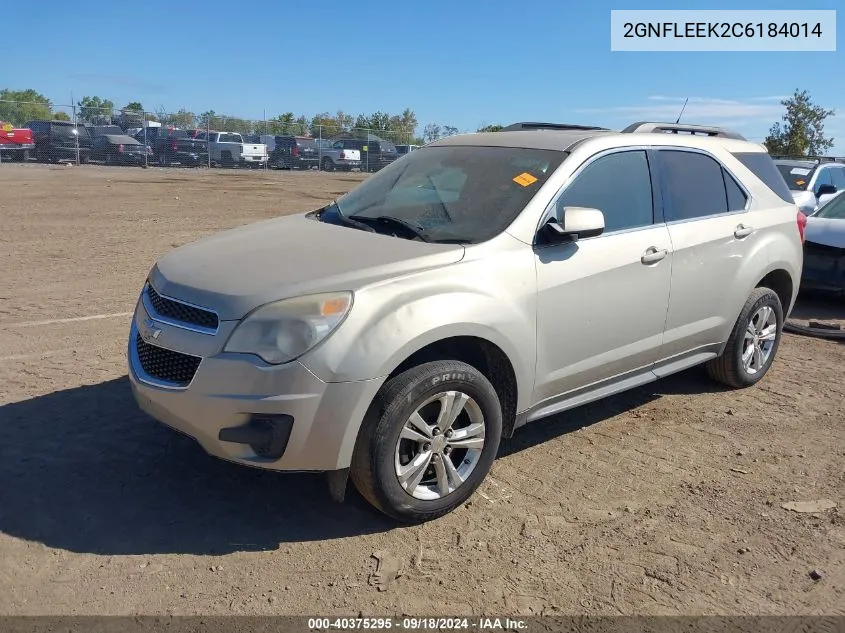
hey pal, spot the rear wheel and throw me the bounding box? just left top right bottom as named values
left=706, top=287, right=784, bottom=388
left=321, top=157, right=334, bottom=172
left=350, top=360, right=502, bottom=523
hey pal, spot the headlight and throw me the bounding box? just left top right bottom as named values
left=224, top=292, right=352, bottom=364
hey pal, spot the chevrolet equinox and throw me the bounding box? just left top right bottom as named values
left=128, top=121, right=805, bottom=522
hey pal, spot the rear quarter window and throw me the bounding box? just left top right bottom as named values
left=733, top=152, right=795, bottom=203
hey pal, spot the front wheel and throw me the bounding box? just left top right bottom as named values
left=706, top=287, right=784, bottom=388
left=350, top=360, right=502, bottom=523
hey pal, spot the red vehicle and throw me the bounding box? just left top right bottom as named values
left=0, top=122, right=35, bottom=162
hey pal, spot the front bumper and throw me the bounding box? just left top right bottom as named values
left=127, top=297, right=383, bottom=472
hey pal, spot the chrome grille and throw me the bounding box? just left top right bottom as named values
left=145, top=284, right=218, bottom=331
left=135, top=333, right=201, bottom=387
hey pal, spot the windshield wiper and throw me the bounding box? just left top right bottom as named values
left=352, top=215, right=431, bottom=242
left=425, top=174, right=453, bottom=220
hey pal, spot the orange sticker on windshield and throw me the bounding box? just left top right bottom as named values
left=513, top=172, right=538, bottom=187
left=796, top=179, right=806, bottom=186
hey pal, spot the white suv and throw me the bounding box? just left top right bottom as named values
left=128, top=121, right=805, bottom=522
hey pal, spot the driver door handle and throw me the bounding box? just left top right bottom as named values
left=734, top=224, right=754, bottom=239
left=641, top=246, right=668, bottom=264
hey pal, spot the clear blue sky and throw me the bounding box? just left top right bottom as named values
left=1, top=0, right=842, bottom=149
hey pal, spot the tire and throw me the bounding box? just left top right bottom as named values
left=222, top=151, right=234, bottom=168
left=350, top=360, right=502, bottom=523
left=79, top=153, right=89, bottom=164
left=321, top=158, right=334, bottom=172
left=706, top=287, right=784, bottom=389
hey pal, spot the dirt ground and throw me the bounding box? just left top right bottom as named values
left=0, top=164, right=843, bottom=617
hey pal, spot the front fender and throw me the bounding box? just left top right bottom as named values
left=301, top=243, right=538, bottom=413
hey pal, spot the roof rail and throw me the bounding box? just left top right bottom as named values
left=622, top=121, right=746, bottom=141
left=771, top=155, right=845, bottom=163
left=502, top=122, right=610, bottom=132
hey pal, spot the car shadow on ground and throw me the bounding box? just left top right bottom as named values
left=0, top=367, right=728, bottom=556
left=0, top=377, right=394, bottom=556
left=499, top=365, right=726, bottom=458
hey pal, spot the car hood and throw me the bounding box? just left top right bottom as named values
left=149, top=212, right=466, bottom=320
left=805, top=216, right=845, bottom=249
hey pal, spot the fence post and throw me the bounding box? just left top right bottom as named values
left=143, top=111, right=148, bottom=168
left=72, top=97, right=80, bottom=166
left=206, top=117, right=211, bottom=168
left=318, top=125, right=322, bottom=171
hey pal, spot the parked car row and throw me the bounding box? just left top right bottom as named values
left=9, top=119, right=408, bottom=172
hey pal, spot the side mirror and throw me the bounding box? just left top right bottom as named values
left=816, top=184, right=837, bottom=197
left=541, top=206, right=605, bottom=244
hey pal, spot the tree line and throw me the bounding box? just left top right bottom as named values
left=0, top=87, right=836, bottom=154
left=0, top=88, right=466, bottom=144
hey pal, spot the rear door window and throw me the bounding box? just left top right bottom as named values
left=658, top=150, right=729, bottom=221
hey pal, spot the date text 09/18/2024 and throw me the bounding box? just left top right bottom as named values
left=307, top=617, right=528, bottom=631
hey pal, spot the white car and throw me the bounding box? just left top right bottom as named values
left=801, top=191, right=845, bottom=296
left=774, top=159, right=845, bottom=214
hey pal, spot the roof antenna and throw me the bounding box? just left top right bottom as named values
left=675, top=97, right=689, bottom=124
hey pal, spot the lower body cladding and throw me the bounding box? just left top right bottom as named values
left=127, top=317, right=384, bottom=474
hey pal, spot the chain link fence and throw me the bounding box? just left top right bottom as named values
left=0, top=99, right=439, bottom=170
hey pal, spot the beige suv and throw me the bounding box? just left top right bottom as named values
left=128, top=121, right=805, bottom=522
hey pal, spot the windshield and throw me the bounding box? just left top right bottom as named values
left=814, top=192, right=845, bottom=219
left=331, top=145, right=565, bottom=244
left=776, top=163, right=815, bottom=191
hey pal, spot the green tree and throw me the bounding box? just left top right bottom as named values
left=53, top=111, right=71, bottom=121
left=0, top=88, right=52, bottom=125
left=367, top=111, right=390, bottom=132
left=267, top=112, right=296, bottom=135
left=477, top=124, right=504, bottom=132
left=311, top=112, right=338, bottom=138
left=423, top=123, right=442, bottom=143
left=764, top=89, right=835, bottom=156
left=294, top=115, right=309, bottom=136
left=388, top=108, right=418, bottom=143
left=124, top=102, right=144, bottom=112
left=158, top=107, right=196, bottom=129
left=78, top=95, right=114, bottom=123
left=335, top=110, right=354, bottom=133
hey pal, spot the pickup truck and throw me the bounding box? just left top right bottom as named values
left=0, top=122, right=35, bottom=162
left=200, top=131, right=267, bottom=168
left=318, top=139, right=361, bottom=171
left=136, top=127, right=208, bottom=167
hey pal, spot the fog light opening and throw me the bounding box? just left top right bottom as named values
left=218, top=414, right=294, bottom=460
